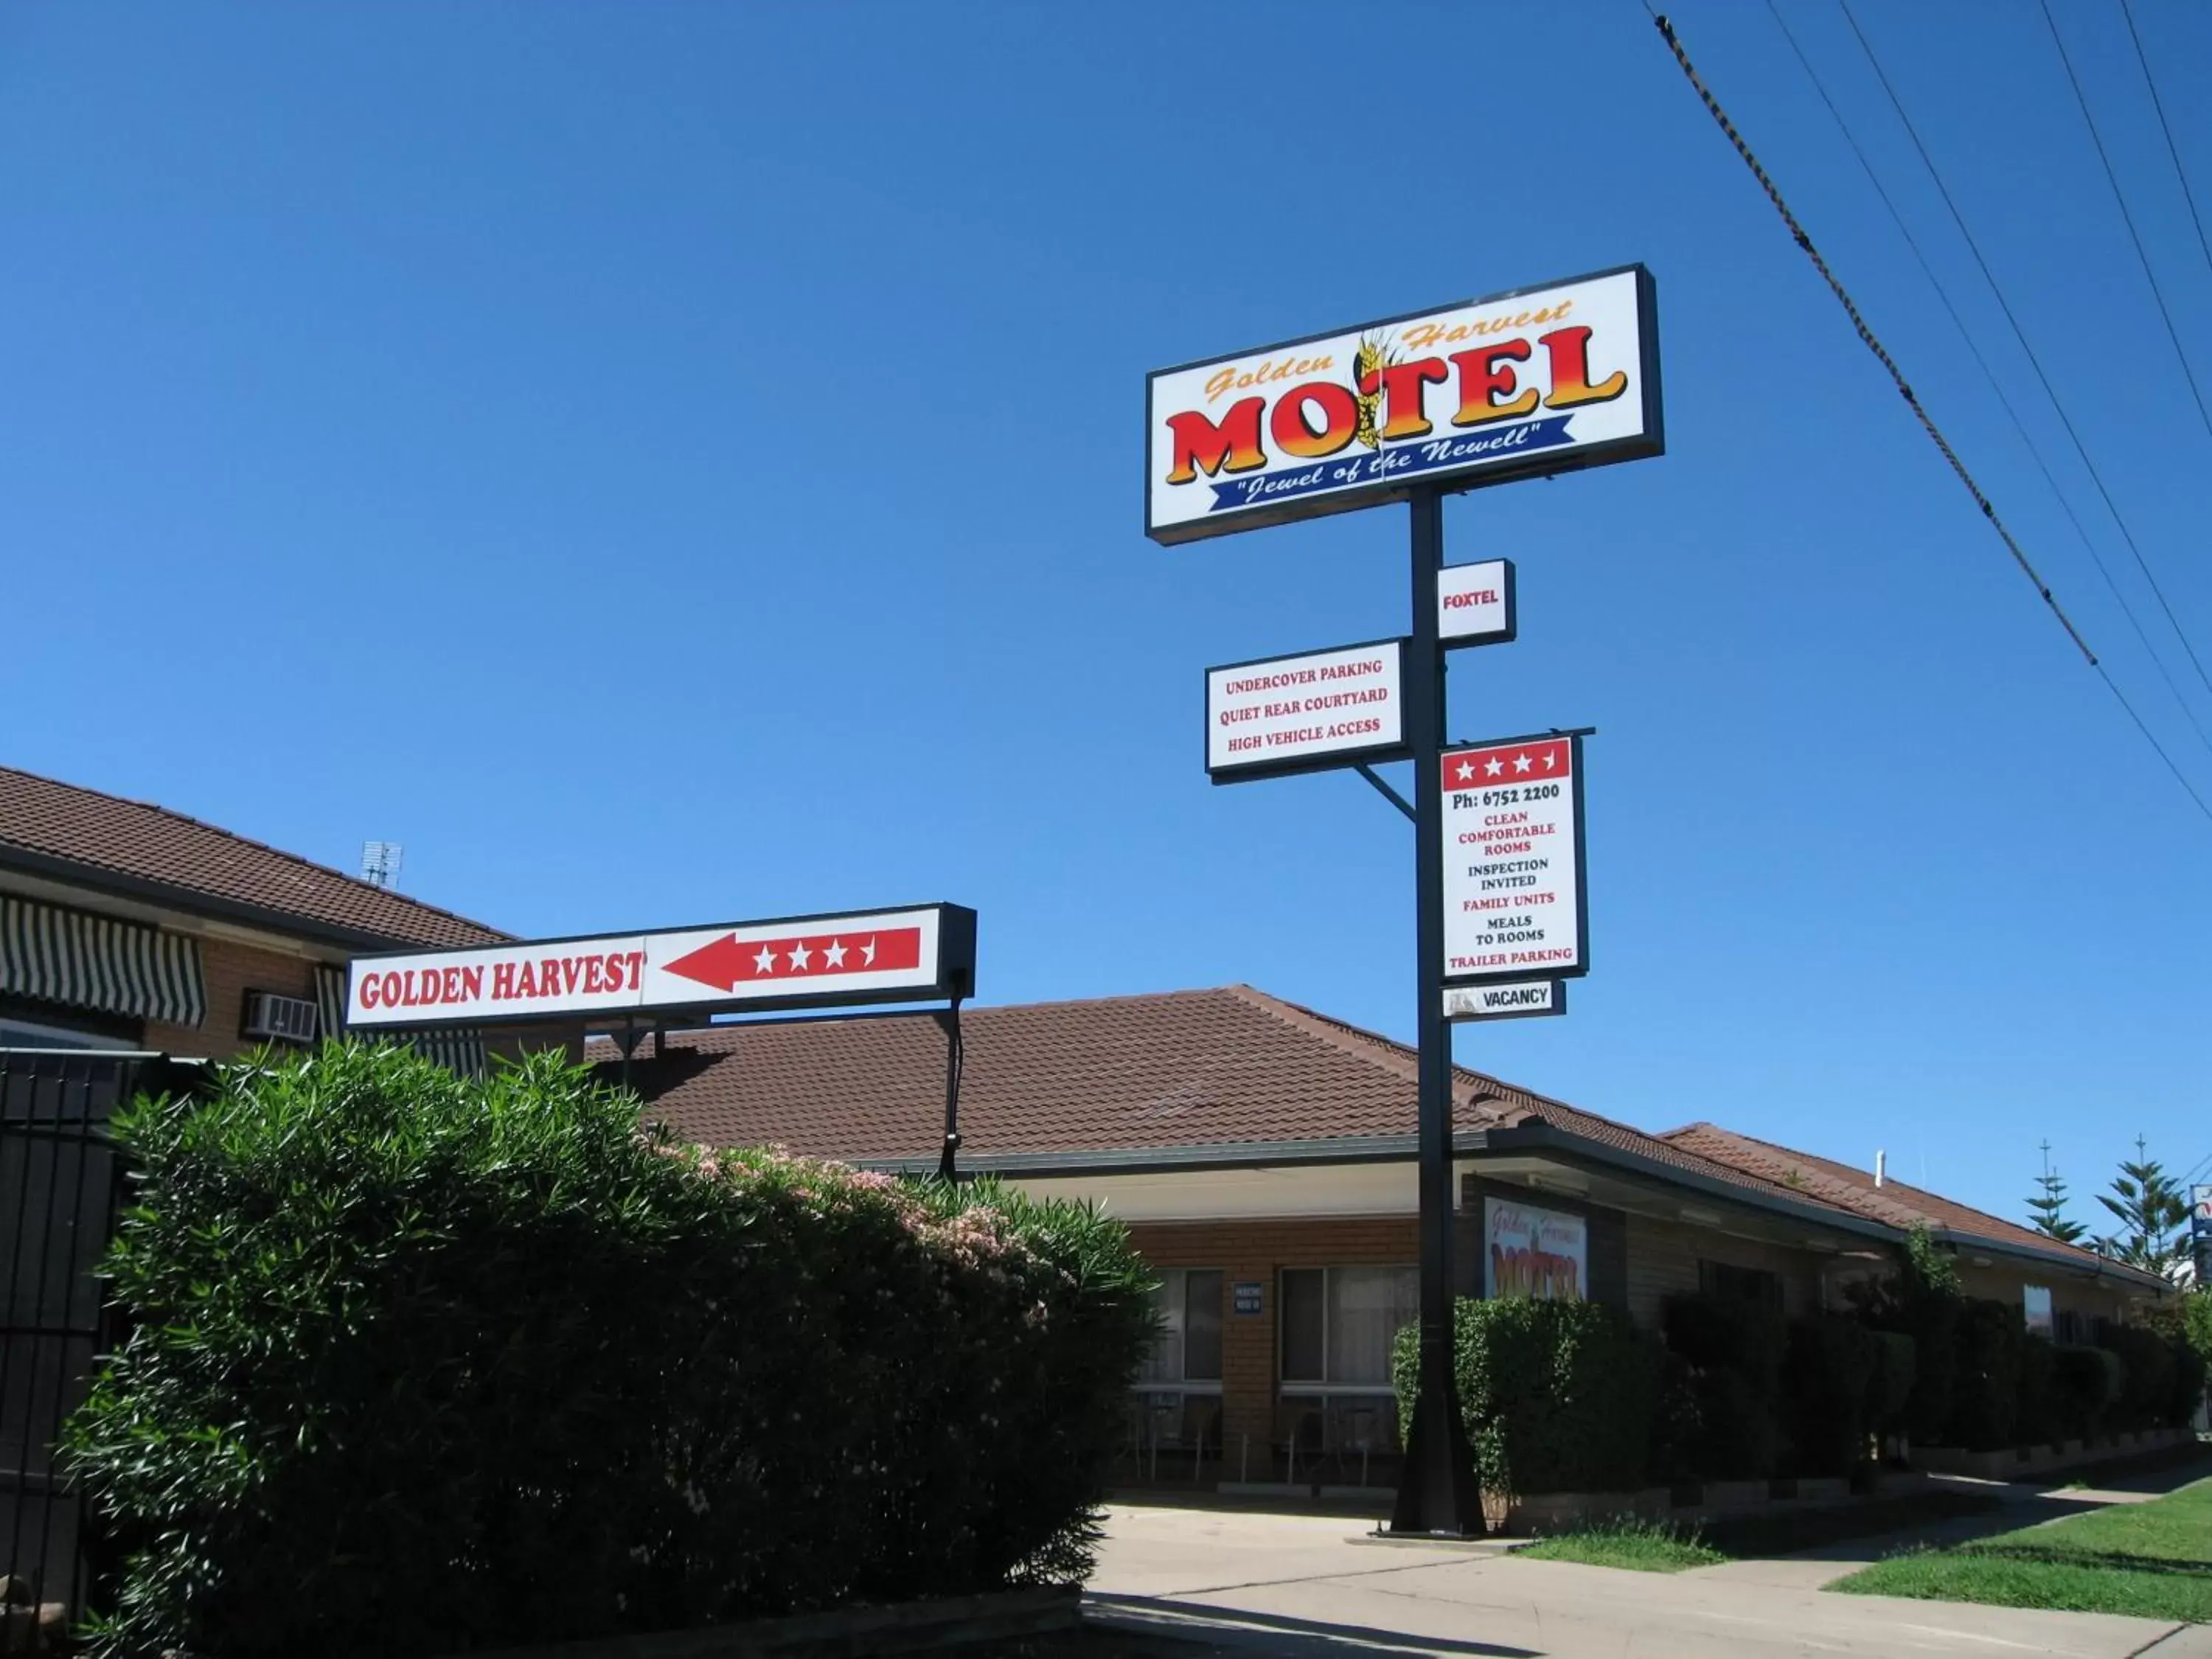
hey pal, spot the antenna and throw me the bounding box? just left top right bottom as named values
left=360, top=841, right=404, bottom=890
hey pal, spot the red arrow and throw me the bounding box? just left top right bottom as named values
left=661, top=933, right=752, bottom=992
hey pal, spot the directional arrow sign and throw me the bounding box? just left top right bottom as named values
left=661, top=926, right=924, bottom=992
left=347, top=904, right=973, bottom=1029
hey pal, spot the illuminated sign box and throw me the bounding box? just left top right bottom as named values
left=1146, top=266, right=1661, bottom=546
left=347, top=903, right=977, bottom=1029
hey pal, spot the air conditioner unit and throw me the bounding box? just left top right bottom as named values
left=243, top=990, right=320, bottom=1045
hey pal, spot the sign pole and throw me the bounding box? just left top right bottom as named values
left=1391, top=489, right=1481, bottom=1536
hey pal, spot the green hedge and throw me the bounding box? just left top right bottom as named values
left=1945, top=1298, right=2024, bottom=1451
left=66, top=1044, right=1155, bottom=1659
left=2053, top=1343, right=2121, bottom=1441
left=1392, top=1298, right=1658, bottom=1495
left=1660, top=1293, right=1787, bottom=1479
left=2099, top=1324, right=2176, bottom=1433
left=1783, top=1315, right=1877, bottom=1478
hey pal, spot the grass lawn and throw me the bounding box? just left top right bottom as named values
left=1518, top=1517, right=1728, bottom=1572
left=1832, top=1477, right=2212, bottom=1622
left=1509, top=1491, right=2002, bottom=1574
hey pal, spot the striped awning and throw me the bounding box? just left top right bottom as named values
left=316, top=964, right=487, bottom=1078
left=1, top=893, right=206, bottom=1027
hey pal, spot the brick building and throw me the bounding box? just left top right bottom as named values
left=605, top=984, right=2171, bottom=1479
left=0, top=765, right=523, bottom=1066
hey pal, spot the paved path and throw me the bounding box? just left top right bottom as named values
left=1088, top=1503, right=2207, bottom=1658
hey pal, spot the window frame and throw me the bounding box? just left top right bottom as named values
left=1133, top=1266, right=1224, bottom=1394
left=1277, top=1263, right=1418, bottom=1394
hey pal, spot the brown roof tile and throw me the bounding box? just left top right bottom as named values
left=0, top=765, right=507, bottom=950
left=597, top=984, right=1863, bottom=1222
left=1659, top=1122, right=2159, bottom=1283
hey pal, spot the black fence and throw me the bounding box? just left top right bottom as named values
left=1, top=1048, right=187, bottom=1649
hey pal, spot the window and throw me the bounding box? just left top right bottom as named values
left=0, top=1011, right=119, bottom=1049
left=1138, top=1268, right=1222, bottom=1385
left=1699, top=1259, right=1781, bottom=1312
left=1279, top=1266, right=1417, bottom=1386
left=2023, top=1284, right=2054, bottom=1338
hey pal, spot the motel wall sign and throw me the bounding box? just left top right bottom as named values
left=1145, top=266, right=1661, bottom=546
left=347, top=902, right=977, bottom=1029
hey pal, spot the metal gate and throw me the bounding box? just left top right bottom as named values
left=1, top=1048, right=180, bottom=1648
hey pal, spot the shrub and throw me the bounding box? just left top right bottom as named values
left=1662, top=1293, right=1787, bottom=1480
left=1945, top=1298, right=2023, bottom=1451
left=2137, top=1297, right=2211, bottom=1427
left=65, top=1044, right=1155, bottom=1659
left=1864, top=1330, right=1918, bottom=1440
left=2053, top=1343, right=2123, bottom=1441
left=1848, top=1227, right=1961, bottom=1446
left=1783, top=1315, right=1877, bottom=1478
left=2015, top=1333, right=2057, bottom=1447
left=2100, top=1324, right=2175, bottom=1431
left=1392, top=1297, right=1658, bottom=1496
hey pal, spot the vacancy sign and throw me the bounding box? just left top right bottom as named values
left=1146, top=265, right=1661, bottom=545
left=1207, top=639, right=1409, bottom=782
left=347, top=903, right=976, bottom=1028
left=1444, top=979, right=1563, bottom=1022
left=1439, top=559, right=1516, bottom=647
left=1441, top=734, right=1587, bottom=983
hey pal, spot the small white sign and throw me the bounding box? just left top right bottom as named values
left=1485, top=1199, right=1587, bottom=1301
left=2194, top=1185, right=2212, bottom=1235
left=1441, top=734, right=1587, bottom=983
left=1438, top=559, right=1515, bottom=646
left=1444, top=979, right=1562, bottom=1021
left=347, top=905, right=968, bottom=1028
left=1206, top=639, right=1408, bottom=781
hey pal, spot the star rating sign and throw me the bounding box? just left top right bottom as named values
left=1455, top=759, right=1476, bottom=782
left=1484, top=757, right=1505, bottom=778
left=662, top=924, right=928, bottom=994
left=1513, top=752, right=1533, bottom=774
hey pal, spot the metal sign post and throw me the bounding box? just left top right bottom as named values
left=1393, top=491, right=1482, bottom=1534
left=1151, top=263, right=1662, bottom=1541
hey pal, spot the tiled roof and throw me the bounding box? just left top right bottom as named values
left=1659, top=1122, right=2162, bottom=1284
left=0, top=765, right=507, bottom=950
left=597, top=984, right=1857, bottom=1220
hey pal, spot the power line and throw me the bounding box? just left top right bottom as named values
left=2040, top=0, right=2212, bottom=446
left=1837, top=0, right=2212, bottom=714
left=1761, top=0, right=2212, bottom=763
left=1638, top=7, right=2212, bottom=827
left=2118, top=0, right=2212, bottom=291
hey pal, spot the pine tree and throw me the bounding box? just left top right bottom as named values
left=2094, top=1135, right=2190, bottom=1284
left=2026, top=1141, right=2085, bottom=1244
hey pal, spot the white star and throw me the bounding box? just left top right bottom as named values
left=1484, top=757, right=1505, bottom=778
left=1513, top=753, right=1533, bottom=774
left=787, top=942, right=813, bottom=971
left=822, top=939, right=847, bottom=969
left=752, top=945, right=777, bottom=975
left=1543, top=751, right=1558, bottom=771
left=861, top=936, right=877, bottom=965
left=1455, top=760, right=1475, bottom=782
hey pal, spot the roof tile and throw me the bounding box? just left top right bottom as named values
left=0, top=765, right=506, bottom=950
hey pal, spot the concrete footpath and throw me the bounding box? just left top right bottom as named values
left=1085, top=1503, right=2211, bottom=1658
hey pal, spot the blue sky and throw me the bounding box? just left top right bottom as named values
left=5, top=1, right=2208, bottom=1233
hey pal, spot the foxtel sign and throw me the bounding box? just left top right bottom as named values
left=345, top=903, right=977, bottom=1029
left=1145, top=266, right=1661, bottom=545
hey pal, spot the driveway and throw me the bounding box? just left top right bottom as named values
left=1087, top=1503, right=2212, bottom=1658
